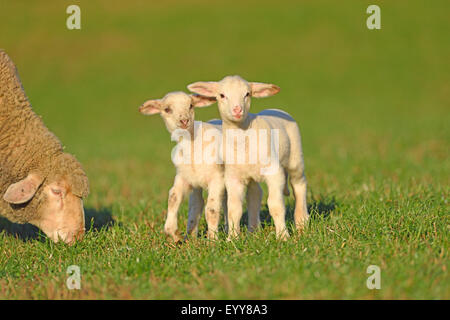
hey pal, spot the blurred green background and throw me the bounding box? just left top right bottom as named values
left=0, top=0, right=448, bottom=299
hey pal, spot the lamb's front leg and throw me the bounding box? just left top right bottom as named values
left=164, top=175, right=190, bottom=242
left=265, top=170, right=289, bottom=240
left=205, top=181, right=225, bottom=240
left=225, top=175, right=246, bottom=241
left=185, top=188, right=204, bottom=238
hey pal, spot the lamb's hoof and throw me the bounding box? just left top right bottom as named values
left=277, top=231, right=290, bottom=241
left=295, top=220, right=309, bottom=235
left=207, top=232, right=219, bottom=241
left=173, top=231, right=183, bottom=243
left=165, top=229, right=183, bottom=243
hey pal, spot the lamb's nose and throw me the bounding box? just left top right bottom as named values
left=180, top=119, right=189, bottom=126
left=233, top=106, right=242, bottom=114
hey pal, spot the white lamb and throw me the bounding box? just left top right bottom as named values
left=139, top=91, right=262, bottom=241
left=187, top=76, right=308, bottom=240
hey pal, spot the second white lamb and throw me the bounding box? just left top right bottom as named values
left=139, top=91, right=262, bottom=241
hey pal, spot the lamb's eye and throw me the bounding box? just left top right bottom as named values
left=245, top=92, right=250, bottom=97
left=220, top=94, right=225, bottom=99
left=164, top=107, right=172, bottom=113
left=51, top=188, right=62, bottom=195
left=190, top=104, right=193, bottom=109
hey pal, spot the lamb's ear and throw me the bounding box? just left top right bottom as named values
left=187, top=81, right=219, bottom=97
left=191, top=94, right=217, bottom=108
left=139, top=99, right=162, bottom=115
left=249, top=82, right=280, bottom=98
left=3, top=173, right=44, bottom=204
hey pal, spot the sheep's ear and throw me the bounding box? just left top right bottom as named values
left=3, top=173, right=44, bottom=204
left=249, top=82, right=280, bottom=98
left=187, top=81, right=218, bottom=97
left=139, top=99, right=162, bottom=115
left=191, top=94, right=217, bottom=108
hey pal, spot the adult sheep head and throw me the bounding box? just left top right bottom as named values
left=3, top=153, right=89, bottom=244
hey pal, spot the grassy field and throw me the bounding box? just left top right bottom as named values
left=0, top=0, right=448, bottom=299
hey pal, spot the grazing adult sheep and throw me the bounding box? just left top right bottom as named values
left=188, top=75, right=308, bottom=240
left=0, top=50, right=89, bottom=244
left=139, top=91, right=262, bottom=241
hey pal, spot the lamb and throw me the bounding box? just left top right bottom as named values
left=139, top=91, right=262, bottom=241
left=187, top=75, right=308, bottom=240
left=0, top=50, right=89, bottom=244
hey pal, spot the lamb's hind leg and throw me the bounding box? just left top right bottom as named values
left=290, top=172, right=309, bottom=232
left=283, top=169, right=290, bottom=196
left=222, top=190, right=228, bottom=233
left=247, top=180, right=262, bottom=233
left=185, top=188, right=204, bottom=238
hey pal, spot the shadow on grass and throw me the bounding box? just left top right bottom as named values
left=84, top=207, right=116, bottom=232
left=247, top=194, right=338, bottom=228
left=307, top=195, right=338, bottom=220
left=0, top=218, right=41, bottom=242
left=0, top=207, right=115, bottom=242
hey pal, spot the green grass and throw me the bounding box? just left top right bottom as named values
left=0, top=0, right=448, bottom=299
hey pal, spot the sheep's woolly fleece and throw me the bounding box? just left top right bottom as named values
left=0, top=50, right=88, bottom=224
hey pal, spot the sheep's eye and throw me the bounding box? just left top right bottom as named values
left=190, top=104, right=193, bottom=109
left=51, top=188, right=62, bottom=195
left=164, top=107, right=172, bottom=113
left=220, top=94, right=225, bottom=99
left=245, top=92, right=250, bottom=97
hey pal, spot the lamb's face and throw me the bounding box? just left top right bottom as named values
left=187, top=75, right=280, bottom=125
left=216, top=76, right=252, bottom=124
left=139, top=91, right=216, bottom=133
left=33, top=178, right=86, bottom=244
left=160, top=92, right=196, bottom=132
